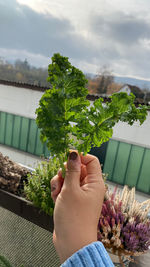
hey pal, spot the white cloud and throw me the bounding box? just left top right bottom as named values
left=17, top=0, right=150, bottom=24
left=0, top=47, right=49, bottom=67
left=0, top=0, right=149, bottom=80
left=141, top=38, right=150, bottom=50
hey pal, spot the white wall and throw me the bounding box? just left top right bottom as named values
left=0, top=83, right=44, bottom=167
left=0, top=83, right=150, bottom=166
left=0, top=84, right=43, bottom=119
left=0, top=144, right=42, bottom=168
left=112, top=111, right=150, bottom=148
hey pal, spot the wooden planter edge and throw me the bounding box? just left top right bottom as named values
left=0, top=189, right=54, bottom=232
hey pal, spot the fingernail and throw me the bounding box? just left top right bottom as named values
left=69, top=151, right=78, bottom=160
left=51, top=185, right=56, bottom=192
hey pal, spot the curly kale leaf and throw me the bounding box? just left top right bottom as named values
left=73, top=92, right=148, bottom=153
left=36, top=53, right=148, bottom=163
left=36, top=53, right=90, bottom=162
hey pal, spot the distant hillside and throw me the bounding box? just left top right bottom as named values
left=0, top=59, right=49, bottom=87
left=114, top=76, right=150, bottom=91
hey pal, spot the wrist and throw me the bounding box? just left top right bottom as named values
left=55, top=233, right=97, bottom=263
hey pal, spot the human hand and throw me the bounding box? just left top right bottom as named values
left=50, top=151, right=105, bottom=263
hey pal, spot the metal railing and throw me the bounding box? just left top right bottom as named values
left=0, top=110, right=150, bottom=194
left=103, top=139, right=150, bottom=194
left=0, top=111, right=49, bottom=158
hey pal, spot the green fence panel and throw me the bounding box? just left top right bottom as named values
left=137, top=149, right=150, bottom=194
left=19, top=117, right=30, bottom=151
left=27, top=120, right=37, bottom=154
left=12, top=115, right=22, bottom=148
left=104, top=139, right=150, bottom=194
left=124, top=145, right=145, bottom=188
left=0, top=111, right=150, bottom=194
left=0, top=112, right=6, bottom=144
left=5, top=113, right=14, bottom=146
left=34, top=128, right=44, bottom=156
left=103, top=140, right=119, bottom=180
left=112, top=142, right=131, bottom=184
left=0, top=111, right=51, bottom=158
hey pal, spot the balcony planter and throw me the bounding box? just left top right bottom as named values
left=0, top=153, right=57, bottom=265
left=0, top=188, right=54, bottom=233
left=0, top=188, right=60, bottom=267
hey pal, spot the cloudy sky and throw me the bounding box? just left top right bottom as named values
left=0, top=0, right=150, bottom=79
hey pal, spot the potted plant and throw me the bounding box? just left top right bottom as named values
left=0, top=154, right=55, bottom=232
left=98, top=185, right=150, bottom=266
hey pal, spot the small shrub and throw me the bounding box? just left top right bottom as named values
left=24, top=157, right=60, bottom=216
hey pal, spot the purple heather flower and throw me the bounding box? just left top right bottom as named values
left=121, top=221, right=150, bottom=252
left=98, top=187, right=150, bottom=255
left=111, top=217, right=115, bottom=228
left=111, top=186, right=118, bottom=201
left=102, top=203, right=108, bottom=216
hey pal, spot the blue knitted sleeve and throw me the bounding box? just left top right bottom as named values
left=61, top=241, right=114, bottom=267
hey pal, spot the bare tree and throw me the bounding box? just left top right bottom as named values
left=96, top=66, right=114, bottom=94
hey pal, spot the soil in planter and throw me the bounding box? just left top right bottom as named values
left=0, top=152, right=30, bottom=196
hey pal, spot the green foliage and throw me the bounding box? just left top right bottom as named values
left=36, top=53, right=89, bottom=164
left=75, top=93, right=148, bottom=153
left=0, top=255, right=13, bottom=267
left=24, top=157, right=60, bottom=216
left=36, top=53, right=148, bottom=166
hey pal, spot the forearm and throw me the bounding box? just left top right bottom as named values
left=61, top=241, right=114, bottom=267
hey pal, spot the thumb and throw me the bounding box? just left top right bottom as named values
left=64, top=151, right=81, bottom=189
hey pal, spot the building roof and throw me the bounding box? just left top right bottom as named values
left=0, top=79, right=149, bottom=107
left=120, top=84, right=144, bottom=95
left=0, top=79, right=101, bottom=101
left=0, top=79, right=47, bottom=92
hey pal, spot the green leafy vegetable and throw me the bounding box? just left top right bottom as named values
left=36, top=53, right=148, bottom=168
